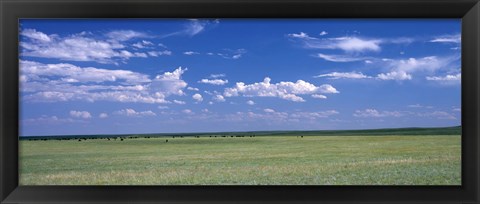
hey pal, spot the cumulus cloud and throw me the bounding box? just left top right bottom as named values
left=224, top=77, right=338, bottom=102
left=376, top=71, right=412, bottom=81
left=246, top=100, right=255, bottom=105
left=151, top=67, right=188, bottom=96
left=264, top=108, right=275, bottom=113
left=192, top=93, right=203, bottom=102
left=319, top=31, right=328, bottom=36
left=426, top=73, right=461, bottom=81
left=70, top=110, right=92, bottom=119
left=213, top=95, right=226, bottom=102
left=114, top=108, right=156, bottom=117
left=314, top=72, right=371, bottom=79
left=99, top=113, right=109, bottom=118
left=20, top=29, right=152, bottom=64
left=353, top=109, right=403, bottom=118
left=20, top=61, right=188, bottom=104
left=198, top=78, right=228, bottom=85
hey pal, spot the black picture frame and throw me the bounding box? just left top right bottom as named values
left=1, top=0, right=479, bottom=203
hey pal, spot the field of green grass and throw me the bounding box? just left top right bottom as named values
left=19, top=134, right=461, bottom=185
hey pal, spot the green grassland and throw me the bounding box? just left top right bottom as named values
left=19, top=130, right=461, bottom=185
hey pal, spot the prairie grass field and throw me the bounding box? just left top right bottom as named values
left=19, top=132, right=461, bottom=185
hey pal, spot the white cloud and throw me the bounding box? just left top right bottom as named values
left=213, top=95, right=226, bottom=102
left=198, top=78, right=228, bottom=85
left=419, top=111, right=456, bottom=120
left=319, top=31, right=328, bottom=36
left=105, top=30, right=148, bottom=41
left=70, top=110, right=92, bottom=119
left=182, top=109, right=193, bottom=114
left=162, top=19, right=219, bottom=38
left=173, top=100, right=186, bottom=105
left=264, top=108, right=275, bottom=113
left=408, top=104, right=423, bottom=108
left=246, top=100, right=255, bottom=105
left=224, top=77, right=338, bottom=102
left=132, top=40, right=154, bottom=49
left=20, top=61, right=189, bottom=104
left=157, top=106, right=169, bottom=109
left=353, top=109, right=403, bottom=118
left=311, top=94, right=327, bottom=99
left=23, top=115, right=78, bottom=125
left=184, top=51, right=200, bottom=55
left=114, top=108, right=156, bottom=117
left=192, top=93, right=203, bottom=102
left=99, top=113, right=109, bottom=118
left=187, top=87, right=199, bottom=91
left=290, top=110, right=339, bottom=119
left=426, top=73, right=461, bottom=81
left=147, top=50, right=172, bottom=57
left=314, top=53, right=368, bottom=62
left=287, top=32, right=317, bottom=40
left=20, top=29, right=150, bottom=63
left=377, top=71, right=412, bottom=81
left=217, top=49, right=247, bottom=59
left=21, top=29, right=52, bottom=42
left=314, top=72, right=371, bottom=79
left=210, top=74, right=226, bottom=78
left=288, top=33, right=381, bottom=52
left=151, top=67, right=188, bottom=96
left=452, top=108, right=461, bottom=112
left=430, top=34, right=461, bottom=44
left=20, top=60, right=151, bottom=84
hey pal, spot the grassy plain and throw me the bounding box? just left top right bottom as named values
left=19, top=134, right=461, bottom=185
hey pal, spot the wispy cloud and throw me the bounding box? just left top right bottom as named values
left=353, top=109, right=404, bottom=118
left=313, top=53, right=369, bottom=62
left=162, top=19, right=219, bottom=38
left=314, top=72, right=371, bottom=79
left=287, top=32, right=382, bottom=52
left=430, top=34, right=461, bottom=44
left=183, top=51, right=200, bottom=55
left=217, top=49, right=247, bottom=59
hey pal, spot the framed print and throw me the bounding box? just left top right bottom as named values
left=1, top=0, right=479, bottom=203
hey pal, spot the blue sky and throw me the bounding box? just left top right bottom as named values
left=19, top=19, right=461, bottom=136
